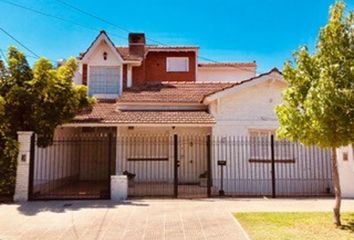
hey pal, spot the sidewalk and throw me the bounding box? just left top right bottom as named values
left=0, top=199, right=248, bottom=240
left=1, top=198, right=353, bottom=240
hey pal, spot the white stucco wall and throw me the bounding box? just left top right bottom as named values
left=205, top=74, right=334, bottom=196
left=73, top=40, right=123, bottom=85
left=86, top=41, right=122, bottom=66
left=197, top=67, right=256, bottom=82
left=337, top=145, right=354, bottom=198
left=210, top=79, right=286, bottom=136
left=73, top=37, right=124, bottom=99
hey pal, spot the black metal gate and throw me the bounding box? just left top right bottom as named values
left=117, top=134, right=211, bottom=198
left=29, top=133, right=114, bottom=200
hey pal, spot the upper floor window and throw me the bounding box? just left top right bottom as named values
left=88, top=66, right=121, bottom=97
left=166, top=57, right=189, bottom=72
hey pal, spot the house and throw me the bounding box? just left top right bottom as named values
left=14, top=31, right=334, bottom=201
left=68, top=31, right=282, bottom=136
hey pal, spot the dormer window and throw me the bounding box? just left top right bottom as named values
left=88, top=66, right=121, bottom=98
left=166, top=57, right=189, bottom=72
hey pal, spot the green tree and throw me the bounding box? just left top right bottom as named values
left=0, top=93, right=19, bottom=196
left=276, top=1, right=354, bottom=226
left=0, top=46, right=94, bottom=195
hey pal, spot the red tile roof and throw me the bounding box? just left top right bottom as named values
left=74, top=101, right=215, bottom=124
left=73, top=69, right=282, bottom=124
left=115, top=46, right=198, bottom=61
left=115, top=68, right=281, bottom=105
left=202, top=68, right=282, bottom=99
left=117, top=82, right=234, bottom=103
left=115, top=47, right=143, bottom=61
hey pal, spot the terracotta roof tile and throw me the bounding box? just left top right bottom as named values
left=74, top=101, right=215, bottom=124
left=202, top=68, right=283, bottom=99
left=115, top=47, right=143, bottom=61
left=117, top=82, right=234, bottom=103
left=115, top=46, right=198, bottom=61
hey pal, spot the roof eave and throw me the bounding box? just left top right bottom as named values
left=202, top=68, right=284, bottom=104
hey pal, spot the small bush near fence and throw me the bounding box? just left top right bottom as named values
left=0, top=135, right=18, bottom=197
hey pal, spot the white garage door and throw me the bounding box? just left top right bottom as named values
left=89, top=66, right=121, bottom=97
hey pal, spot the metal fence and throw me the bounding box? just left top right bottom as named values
left=211, top=136, right=332, bottom=197
left=29, top=133, right=333, bottom=200
left=115, top=135, right=210, bottom=198
left=29, top=134, right=114, bottom=200
left=116, top=135, right=176, bottom=197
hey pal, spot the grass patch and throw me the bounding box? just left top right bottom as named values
left=235, top=212, right=354, bottom=240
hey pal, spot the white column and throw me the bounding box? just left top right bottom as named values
left=14, top=131, right=33, bottom=202
left=337, top=145, right=354, bottom=198
left=111, top=175, right=128, bottom=201
left=127, top=65, right=133, bottom=88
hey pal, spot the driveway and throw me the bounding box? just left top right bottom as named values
left=1, top=198, right=354, bottom=240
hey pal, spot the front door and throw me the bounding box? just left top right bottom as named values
left=177, top=136, right=208, bottom=198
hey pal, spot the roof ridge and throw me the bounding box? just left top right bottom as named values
left=201, top=67, right=283, bottom=101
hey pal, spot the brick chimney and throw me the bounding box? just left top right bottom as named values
left=129, top=33, right=145, bottom=57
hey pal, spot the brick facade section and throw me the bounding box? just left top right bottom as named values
left=82, top=64, right=88, bottom=86
left=122, top=64, right=127, bottom=90
left=128, top=33, right=145, bottom=57
left=132, top=51, right=196, bottom=86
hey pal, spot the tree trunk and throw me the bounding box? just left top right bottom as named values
left=331, top=147, right=342, bottom=226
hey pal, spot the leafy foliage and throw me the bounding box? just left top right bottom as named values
left=0, top=133, right=18, bottom=196
left=276, top=1, right=354, bottom=148
left=0, top=46, right=94, bottom=194
left=276, top=1, right=353, bottom=226
left=0, top=95, right=18, bottom=195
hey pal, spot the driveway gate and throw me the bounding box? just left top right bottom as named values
left=29, top=133, right=115, bottom=200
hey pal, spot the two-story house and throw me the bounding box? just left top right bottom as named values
left=66, top=30, right=282, bottom=137
left=22, top=31, right=332, bottom=201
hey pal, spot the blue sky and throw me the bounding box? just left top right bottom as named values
left=0, top=0, right=353, bottom=73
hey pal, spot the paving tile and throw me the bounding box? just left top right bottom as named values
left=1, top=198, right=313, bottom=240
